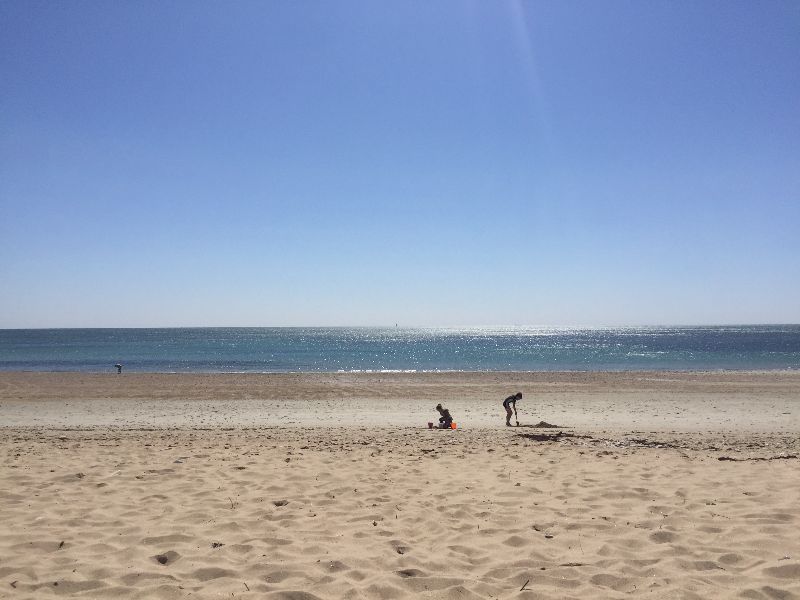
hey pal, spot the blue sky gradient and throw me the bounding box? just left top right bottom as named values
left=1, top=1, right=799, bottom=327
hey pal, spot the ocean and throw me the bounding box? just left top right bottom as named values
left=0, top=326, right=798, bottom=373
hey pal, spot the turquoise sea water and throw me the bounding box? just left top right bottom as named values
left=0, top=326, right=798, bottom=372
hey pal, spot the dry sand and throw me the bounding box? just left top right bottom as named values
left=1, top=371, right=799, bottom=599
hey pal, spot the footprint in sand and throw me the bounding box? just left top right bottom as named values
left=389, top=540, right=410, bottom=554
left=266, top=592, right=324, bottom=600
left=649, top=531, right=676, bottom=543
left=317, top=560, right=349, bottom=573
left=590, top=573, right=635, bottom=592
left=397, top=568, right=425, bottom=578
left=152, top=550, right=180, bottom=565
left=190, top=566, right=239, bottom=581
left=763, top=563, right=800, bottom=579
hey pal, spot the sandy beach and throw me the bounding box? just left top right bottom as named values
left=1, top=371, right=799, bottom=599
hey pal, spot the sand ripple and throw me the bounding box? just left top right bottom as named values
left=1, top=427, right=799, bottom=598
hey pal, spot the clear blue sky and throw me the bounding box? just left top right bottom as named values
left=1, top=1, right=798, bottom=327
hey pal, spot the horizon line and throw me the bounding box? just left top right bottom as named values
left=1, top=323, right=799, bottom=331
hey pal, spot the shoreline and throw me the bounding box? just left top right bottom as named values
left=2, top=367, right=798, bottom=373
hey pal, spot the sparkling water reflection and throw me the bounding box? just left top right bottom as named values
left=0, top=326, right=798, bottom=372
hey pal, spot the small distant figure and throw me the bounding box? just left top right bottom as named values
left=503, top=392, right=522, bottom=426
left=115, top=363, right=123, bottom=374
left=435, top=403, right=453, bottom=429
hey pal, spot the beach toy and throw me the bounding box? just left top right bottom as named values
left=451, top=422, right=457, bottom=429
